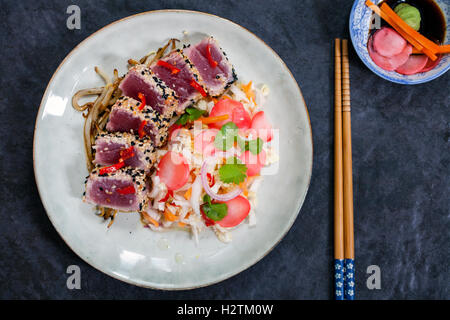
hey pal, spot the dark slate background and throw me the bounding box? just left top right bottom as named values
left=0, top=0, right=448, bottom=300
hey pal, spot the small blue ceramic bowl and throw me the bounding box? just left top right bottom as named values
left=349, top=0, right=450, bottom=84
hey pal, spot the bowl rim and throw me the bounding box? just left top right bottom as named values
left=349, top=0, right=450, bottom=85
left=32, top=9, right=314, bottom=290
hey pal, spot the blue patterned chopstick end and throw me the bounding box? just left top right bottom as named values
left=344, top=258, right=355, bottom=300
left=334, top=259, right=344, bottom=300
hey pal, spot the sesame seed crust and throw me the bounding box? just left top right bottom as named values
left=83, top=167, right=148, bottom=212
left=93, top=131, right=156, bottom=172
left=109, top=96, right=170, bottom=147
left=128, top=64, right=179, bottom=117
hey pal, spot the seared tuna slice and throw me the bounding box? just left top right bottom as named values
left=93, top=132, right=155, bottom=172
left=84, top=167, right=148, bottom=212
left=184, top=37, right=237, bottom=97
left=106, top=96, right=169, bottom=147
left=119, top=64, right=178, bottom=117
left=150, top=49, right=206, bottom=114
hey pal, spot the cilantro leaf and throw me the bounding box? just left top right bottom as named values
left=237, top=137, right=264, bottom=155
left=186, top=107, right=206, bottom=121
left=219, top=159, right=248, bottom=184
left=176, top=107, right=205, bottom=125
left=202, top=202, right=228, bottom=221
left=176, top=113, right=189, bottom=125
left=203, top=194, right=212, bottom=205
left=220, top=122, right=238, bottom=132
left=248, top=137, right=264, bottom=155
left=214, top=131, right=237, bottom=150
left=214, top=122, right=241, bottom=151
left=201, top=194, right=228, bottom=221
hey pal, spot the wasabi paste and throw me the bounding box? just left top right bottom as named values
left=394, top=3, right=421, bottom=31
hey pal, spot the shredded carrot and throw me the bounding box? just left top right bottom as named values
left=178, top=222, right=187, bottom=227
left=200, top=114, right=229, bottom=124
left=184, top=187, right=192, bottom=200
left=212, top=97, right=218, bottom=104
left=242, top=81, right=255, bottom=102
left=365, top=1, right=438, bottom=61
left=380, top=3, right=439, bottom=52
left=141, top=211, right=159, bottom=227
left=222, top=95, right=231, bottom=100
left=414, top=44, right=450, bottom=54
left=185, top=211, right=191, bottom=219
left=239, top=181, right=249, bottom=197
left=438, top=45, right=450, bottom=53
left=239, top=176, right=258, bottom=197
left=163, top=208, right=178, bottom=221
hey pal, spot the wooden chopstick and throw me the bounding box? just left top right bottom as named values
left=334, top=38, right=345, bottom=300
left=342, top=39, right=355, bottom=300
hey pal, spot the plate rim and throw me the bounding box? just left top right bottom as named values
left=33, top=9, right=314, bottom=290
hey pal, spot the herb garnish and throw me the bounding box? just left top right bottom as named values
left=219, top=157, right=248, bottom=184
left=201, top=194, right=228, bottom=221
left=176, top=107, right=206, bottom=125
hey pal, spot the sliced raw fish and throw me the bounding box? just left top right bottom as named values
left=84, top=167, right=148, bottom=212
left=419, top=54, right=441, bottom=73
left=106, top=96, right=169, bottom=147
left=395, top=54, right=429, bottom=75
left=184, top=37, right=237, bottom=97
left=93, top=132, right=155, bottom=172
left=372, top=27, right=407, bottom=57
left=119, top=64, right=178, bottom=117
left=368, top=36, right=412, bottom=71
left=151, top=49, right=205, bottom=114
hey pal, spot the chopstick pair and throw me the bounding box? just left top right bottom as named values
left=334, top=39, right=355, bottom=300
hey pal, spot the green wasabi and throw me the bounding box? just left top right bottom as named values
left=394, top=3, right=421, bottom=31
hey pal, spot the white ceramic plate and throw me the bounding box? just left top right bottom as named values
left=34, top=10, right=313, bottom=289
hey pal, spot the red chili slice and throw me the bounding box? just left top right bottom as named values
left=118, top=146, right=135, bottom=162
left=99, top=162, right=125, bottom=175
left=116, top=185, right=136, bottom=195
left=190, top=79, right=207, bottom=97
left=206, top=173, right=215, bottom=187
left=138, top=120, right=147, bottom=139
left=157, top=60, right=181, bottom=74
left=159, top=190, right=174, bottom=203
left=137, top=92, right=146, bottom=111
left=206, top=44, right=218, bottom=68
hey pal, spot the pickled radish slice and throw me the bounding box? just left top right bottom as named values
left=217, top=196, right=251, bottom=228
left=395, top=54, right=429, bottom=75
left=420, top=54, right=441, bottom=73
left=240, top=150, right=266, bottom=176
left=250, top=111, right=273, bottom=142
left=157, top=151, right=190, bottom=190
left=209, top=99, right=251, bottom=129
left=368, top=36, right=412, bottom=71
left=372, top=27, right=407, bottom=57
